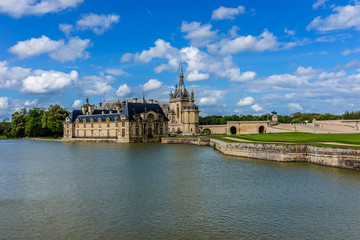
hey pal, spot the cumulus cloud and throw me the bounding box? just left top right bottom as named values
left=231, top=71, right=256, bottom=82
left=187, top=70, right=209, bottom=81
left=0, top=61, right=31, bottom=89
left=9, top=35, right=91, bottom=62
left=59, top=23, right=74, bottom=37
left=76, top=13, right=120, bottom=35
left=307, top=3, right=360, bottom=31
left=116, top=84, right=132, bottom=97
left=0, top=0, right=84, bottom=18
left=72, top=100, right=82, bottom=109
left=181, top=21, right=218, bottom=47
left=251, top=104, right=263, bottom=112
left=49, top=37, right=91, bottom=62
left=143, top=79, right=163, bottom=91
left=288, top=103, right=303, bottom=111
left=22, top=70, right=78, bottom=94
left=237, top=96, right=255, bottom=106
left=198, top=90, right=225, bottom=106
left=0, top=97, right=38, bottom=117
left=211, top=5, right=245, bottom=20
left=81, top=74, right=115, bottom=96
left=9, top=35, right=63, bottom=59
left=207, top=29, right=278, bottom=55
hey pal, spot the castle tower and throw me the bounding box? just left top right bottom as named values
left=168, top=64, right=199, bottom=135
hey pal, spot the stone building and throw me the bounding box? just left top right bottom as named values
left=63, top=98, right=168, bottom=143
left=160, top=65, right=200, bottom=135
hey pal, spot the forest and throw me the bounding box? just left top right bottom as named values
left=0, top=105, right=69, bottom=138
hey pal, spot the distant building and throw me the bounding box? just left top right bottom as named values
left=63, top=98, right=168, bottom=143
left=161, top=64, right=200, bottom=135
left=63, top=64, right=201, bottom=142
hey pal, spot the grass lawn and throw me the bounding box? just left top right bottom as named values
left=220, top=132, right=360, bottom=145
left=0, top=135, right=7, bottom=139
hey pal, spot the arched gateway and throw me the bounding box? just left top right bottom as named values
left=230, top=126, right=237, bottom=135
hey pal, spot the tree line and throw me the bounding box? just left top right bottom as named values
left=199, top=111, right=360, bottom=125
left=0, top=105, right=69, bottom=138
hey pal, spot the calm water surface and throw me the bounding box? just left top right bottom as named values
left=0, top=140, right=360, bottom=239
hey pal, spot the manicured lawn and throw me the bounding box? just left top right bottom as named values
left=222, top=132, right=360, bottom=145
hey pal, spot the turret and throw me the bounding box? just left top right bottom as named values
left=191, top=90, right=194, bottom=102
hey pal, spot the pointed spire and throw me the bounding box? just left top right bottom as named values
left=179, top=63, right=184, bottom=89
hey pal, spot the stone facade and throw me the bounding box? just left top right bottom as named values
left=199, top=121, right=269, bottom=135
left=161, top=65, right=200, bottom=135
left=63, top=99, right=168, bottom=143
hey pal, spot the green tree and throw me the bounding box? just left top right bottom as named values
left=9, top=111, right=26, bottom=137
left=25, top=107, right=47, bottom=137
left=42, top=104, right=69, bottom=136
left=0, top=118, right=11, bottom=136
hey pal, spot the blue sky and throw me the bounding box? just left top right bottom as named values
left=1, top=0, right=360, bottom=119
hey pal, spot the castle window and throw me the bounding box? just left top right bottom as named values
left=154, top=124, right=158, bottom=134
left=122, top=129, right=125, bottom=137
left=177, top=104, right=179, bottom=118
left=67, top=130, right=69, bottom=136
left=122, top=121, right=125, bottom=127
left=77, top=130, right=79, bottom=137
left=84, top=130, right=86, bottom=137
left=107, top=130, right=110, bottom=137
left=136, top=126, right=139, bottom=135
left=160, top=127, right=163, bottom=135
left=99, top=130, right=101, bottom=137
left=91, top=130, right=93, bottom=136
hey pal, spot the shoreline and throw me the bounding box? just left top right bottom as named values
left=162, top=137, right=360, bottom=171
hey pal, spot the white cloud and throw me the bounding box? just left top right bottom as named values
left=307, top=3, right=360, bottom=31
left=59, top=23, right=74, bottom=37
left=81, top=74, right=115, bottom=96
left=288, top=103, right=303, bottom=111
left=237, top=96, right=255, bottom=106
left=9, top=35, right=63, bottom=59
left=76, top=13, right=120, bottom=35
left=284, top=28, right=296, bottom=36
left=0, top=0, right=84, bottom=18
left=198, top=90, right=225, bottom=106
left=251, top=104, right=263, bottom=112
left=0, top=97, right=9, bottom=110
left=143, top=79, right=163, bottom=91
left=294, top=66, right=317, bottom=75
left=72, top=100, right=82, bottom=109
left=342, top=48, right=360, bottom=56
left=49, top=37, right=91, bottom=62
left=231, top=71, right=256, bottom=82
left=22, top=70, right=78, bottom=94
left=0, top=61, right=31, bottom=89
left=116, top=84, right=132, bottom=97
left=187, top=70, right=209, bottom=81
left=105, top=68, right=129, bottom=76
left=121, top=53, right=133, bottom=63
left=211, top=5, right=245, bottom=20
left=9, top=35, right=91, bottom=62
left=135, top=39, right=178, bottom=63
left=334, top=60, right=360, bottom=70
left=181, top=21, right=218, bottom=47
left=313, top=0, right=328, bottom=9
left=207, top=29, right=278, bottom=55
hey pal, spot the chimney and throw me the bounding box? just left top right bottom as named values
left=149, top=99, right=154, bottom=104
left=109, top=110, right=113, bottom=114
left=99, top=102, right=102, bottom=108
left=102, top=111, right=105, bottom=114
left=133, top=98, right=138, bottom=103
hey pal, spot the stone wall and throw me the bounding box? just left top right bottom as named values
left=210, top=139, right=360, bottom=170
left=161, top=137, right=210, bottom=146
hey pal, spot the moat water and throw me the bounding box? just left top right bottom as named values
left=1, top=140, right=360, bottom=239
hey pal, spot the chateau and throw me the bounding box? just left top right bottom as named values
left=63, top=65, right=200, bottom=142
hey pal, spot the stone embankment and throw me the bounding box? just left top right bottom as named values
left=161, top=137, right=210, bottom=146
left=162, top=137, right=360, bottom=170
